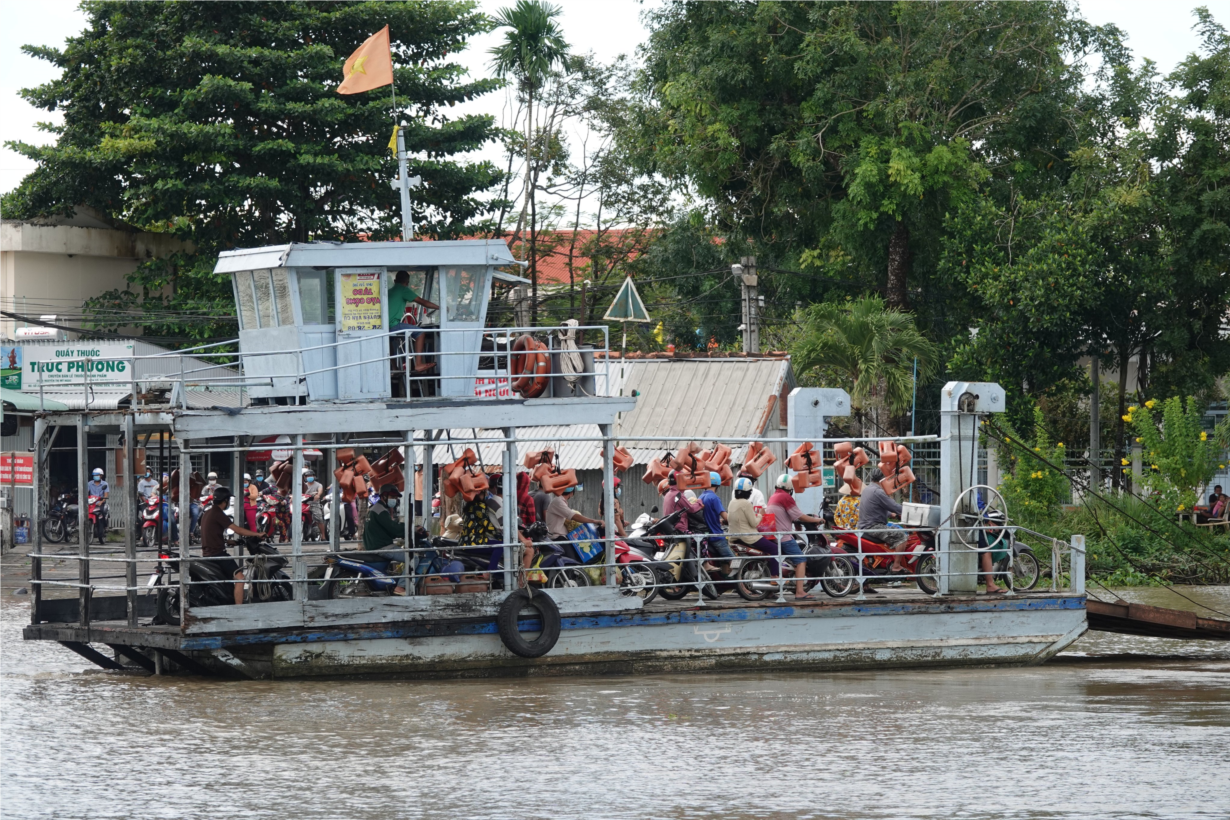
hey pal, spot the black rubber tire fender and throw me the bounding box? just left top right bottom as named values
left=497, top=588, right=562, bottom=659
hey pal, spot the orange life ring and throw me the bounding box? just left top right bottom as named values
left=511, top=336, right=550, bottom=399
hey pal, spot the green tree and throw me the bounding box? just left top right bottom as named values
left=1128, top=397, right=1220, bottom=513
left=3, top=0, right=501, bottom=343
left=489, top=0, right=569, bottom=323
left=632, top=1, right=1105, bottom=311
left=792, top=295, right=937, bottom=434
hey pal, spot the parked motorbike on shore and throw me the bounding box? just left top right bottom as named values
left=39, top=492, right=78, bottom=544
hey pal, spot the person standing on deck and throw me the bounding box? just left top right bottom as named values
left=388, top=270, right=440, bottom=374
left=200, top=487, right=263, bottom=606
left=304, top=471, right=326, bottom=541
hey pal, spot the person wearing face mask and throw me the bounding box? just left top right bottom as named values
left=303, top=470, right=326, bottom=541
left=598, top=477, right=627, bottom=537
left=137, top=468, right=159, bottom=501
left=243, top=473, right=259, bottom=531
left=254, top=472, right=268, bottom=492
left=362, top=484, right=403, bottom=552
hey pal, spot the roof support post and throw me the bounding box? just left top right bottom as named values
left=77, top=415, right=90, bottom=626
left=178, top=440, right=191, bottom=625
left=502, top=427, right=517, bottom=592
left=601, top=423, right=616, bottom=586
left=124, top=413, right=137, bottom=626
left=328, top=436, right=339, bottom=550
left=291, top=434, right=305, bottom=601
left=403, top=429, right=414, bottom=596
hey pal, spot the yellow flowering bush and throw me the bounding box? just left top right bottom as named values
left=997, top=406, right=1068, bottom=529
left=1129, top=396, right=1219, bottom=512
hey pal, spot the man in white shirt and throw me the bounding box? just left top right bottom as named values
left=545, top=486, right=601, bottom=540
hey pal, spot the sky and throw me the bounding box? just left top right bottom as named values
left=1, top=0, right=1222, bottom=200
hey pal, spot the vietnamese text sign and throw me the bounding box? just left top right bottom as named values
left=1, top=454, right=33, bottom=486
left=21, top=343, right=135, bottom=391
left=474, top=376, right=512, bottom=399
left=339, top=272, right=384, bottom=331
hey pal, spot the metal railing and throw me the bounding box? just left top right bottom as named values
left=23, top=323, right=613, bottom=412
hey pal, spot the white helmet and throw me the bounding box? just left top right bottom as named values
left=774, top=473, right=792, bottom=491
left=734, top=476, right=753, bottom=493
left=244, top=473, right=251, bottom=481
left=207, top=471, right=218, bottom=481
left=92, top=468, right=103, bottom=477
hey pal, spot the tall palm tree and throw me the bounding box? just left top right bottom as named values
left=793, top=296, right=938, bottom=434
left=489, top=0, right=569, bottom=325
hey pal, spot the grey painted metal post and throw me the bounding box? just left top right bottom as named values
left=403, top=433, right=416, bottom=594
left=178, top=442, right=191, bottom=625
left=422, top=431, right=434, bottom=535
left=601, top=423, right=616, bottom=586
left=291, top=434, right=305, bottom=600
left=938, top=382, right=1006, bottom=595
left=77, top=417, right=89, bottom=626
left=1070, top=534, right=1086, bottom=595
left=30, top=421, right=45, bottom=625
left=502, top=427, right=517, bottom=591
left=328, top=436, right=339, bottom=550
left=232, top=436, right=243, bottom=503
left=124, top=413, right=137, bottom=626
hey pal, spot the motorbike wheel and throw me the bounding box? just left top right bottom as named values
left=40, top=517, right=65, bottom=544
left=155, top=583, right=181, bottom=626
left=820, top=556, right=857, bottom=599
left=321, top=567, right=368, bottom=599
left=548, top=567, right=590, bottom=589
left=1011, top=549, right=1041, bottom=591
left=620, top=563, right=658, bottom=605
left=915, top=553, right=939, bottom=596
left=658, top=569, right=692, bottom=600
left=736, top=557, right=775, bottom=602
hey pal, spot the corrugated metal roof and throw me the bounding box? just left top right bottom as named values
left=413, top=358, right=792, bottom=471
left=32, top=388, right=131, bottom=410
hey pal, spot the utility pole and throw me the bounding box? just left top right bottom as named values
left=1089, top=355, right=1101, bottom=495
left=736, top=256, right=759, bottom=355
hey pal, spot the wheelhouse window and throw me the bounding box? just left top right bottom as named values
left=233, top=271, right=258, bottom=330
left=442, top=266, right=484, bottom=323
left=253, top=269, right=276, bottom=328
left=271, top=269, right=295, bottom=326
left=298, top=269, right=329, bottom=326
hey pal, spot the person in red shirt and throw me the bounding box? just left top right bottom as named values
left=764, top=474, right=824, bottom=599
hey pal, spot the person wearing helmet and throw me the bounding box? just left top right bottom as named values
left=765, top=473, right=824, bottom=600
left=662, top=470, right=703, bottom=535
left=699, top=472, right=733, bottom=568
left=728, top=476, right=764, bottom=548
left=736, top=470, right=767, bottom=515
left=200, top=486, right=263, bottom=605
left=598, top=477, right=627, bottom=537
left=87, top=468, right=110, bottom=543
left=137, top=467, right=159, bottom=501
left=303, top=470, right=327, bottom=541
left=363, top=484, right=404, bottom=556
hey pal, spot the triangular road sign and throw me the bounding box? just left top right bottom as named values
left=603, top=276, right=651, bottom=323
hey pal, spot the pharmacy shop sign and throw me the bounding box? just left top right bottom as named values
left=22, top=344, right=135, bottom=390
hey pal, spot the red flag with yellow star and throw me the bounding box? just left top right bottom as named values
left=337, top=25, right=393, bottom=95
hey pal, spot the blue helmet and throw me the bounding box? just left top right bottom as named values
left=709, top=471, right=721, bottom=487
left=734, top=476, right=753, bottom=493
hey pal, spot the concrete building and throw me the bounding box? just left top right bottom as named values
left=1, top=205, right=192, bottom=338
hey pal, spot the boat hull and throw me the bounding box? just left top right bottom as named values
left=267, top=595, right=1087, bottom=680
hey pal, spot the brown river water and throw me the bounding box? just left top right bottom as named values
left=2, top=586, right=1228, bottom=820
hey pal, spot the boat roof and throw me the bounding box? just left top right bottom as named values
left=213, top=239, right=523, bottom=277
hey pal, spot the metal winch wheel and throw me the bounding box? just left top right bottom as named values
left=952, top=484, right=1010, bottom=553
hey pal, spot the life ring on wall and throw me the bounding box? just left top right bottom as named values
left=510, top=335, right=550, bottom=399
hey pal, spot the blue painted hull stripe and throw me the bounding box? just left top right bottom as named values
left=179, top=595, right=1085, bottom=651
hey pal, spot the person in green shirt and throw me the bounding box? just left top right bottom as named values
left=388, top=270, right=440, bottom=373
left=362, top=484, right=407, bottom=594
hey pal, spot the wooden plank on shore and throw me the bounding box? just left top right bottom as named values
left=1086, top=598, right=1230, bottom=641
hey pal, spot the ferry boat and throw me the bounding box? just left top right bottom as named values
left=20, top=237, right=1088, bottom=680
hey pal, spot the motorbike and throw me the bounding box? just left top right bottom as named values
left=309, top=526, right=429, bottom=598
left=86, top=495, right=106, bottom=545
left=39, top=492, right=79, bottom=544
left=240, top=536, right=293, bottom=603
left=623, top=510, right=717, bottom=601
left=734, top=521, right=858, bottom=601
left=255, top=492, right=289, bottom=542
left=556, top=521, right=666, bottom=603
left=148, top=546, right=237, bottom=625
left=301, top=498, right=321, bottom=542
left=140, top=494, right=165, bottom=548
